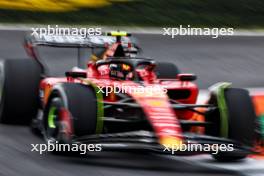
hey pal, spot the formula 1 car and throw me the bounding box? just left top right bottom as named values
left=0, top=31, right=257, bottom=161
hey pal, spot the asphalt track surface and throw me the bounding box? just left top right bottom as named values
left=0, top=30, right=264, bottom=176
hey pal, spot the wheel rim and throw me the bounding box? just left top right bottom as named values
left=45, top=103, right=73, bottom=143
left=46, top=106, right=59, bottom=140
left=48, top=106, right=57, bottom=129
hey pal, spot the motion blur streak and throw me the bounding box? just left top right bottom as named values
left=0, top=0, right=132, bottom=12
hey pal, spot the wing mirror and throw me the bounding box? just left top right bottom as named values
left=177, top=74, right=197, bottom=81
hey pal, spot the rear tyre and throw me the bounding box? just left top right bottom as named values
left=155, top=62, right=180, bottom=79
left=43, top=83, right=99, bottom=145
left=0, top=59, right=41, bottom=124
left=211, top=88, right=256, bottom=161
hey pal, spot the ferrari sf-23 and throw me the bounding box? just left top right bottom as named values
left=0, top=31, right=258, bottom=161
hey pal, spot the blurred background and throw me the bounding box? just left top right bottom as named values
left=0, top=0, right=263, bottom=28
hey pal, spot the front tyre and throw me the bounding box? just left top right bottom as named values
left=210, top=88, right=256, bottom=161
left=43, top=83, right=101, bottom=145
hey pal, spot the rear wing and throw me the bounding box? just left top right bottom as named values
left=24, top=31, right=140, bottom=72
left=24, top=31, right=139, bottom=48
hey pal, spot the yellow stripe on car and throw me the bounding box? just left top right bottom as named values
left=160, top=136, right=183, bottom=151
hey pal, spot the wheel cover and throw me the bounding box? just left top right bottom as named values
left=48, top=106, right=57, bottom=129
left=46, top=106, right=59, bottom=140
left=209, top=82, right=231, bottom=138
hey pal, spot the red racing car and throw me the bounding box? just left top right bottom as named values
left=0, top=31, right=257, bottom=161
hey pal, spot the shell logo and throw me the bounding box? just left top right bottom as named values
left=0, top=0, right=131, bottom=12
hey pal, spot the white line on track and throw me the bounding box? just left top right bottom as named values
left=1, top=24, right=264, bottom=36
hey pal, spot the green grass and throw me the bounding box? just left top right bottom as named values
left=0, top=0, right=264, bottom=27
